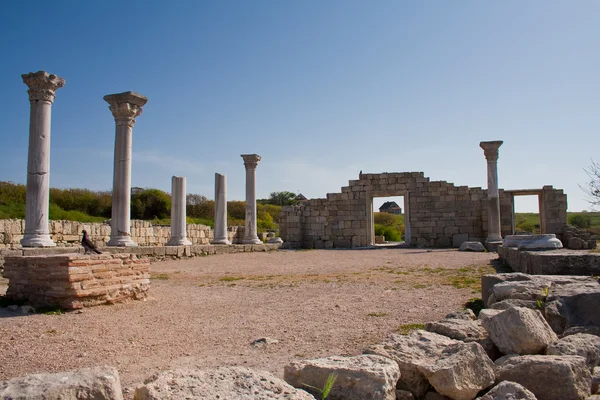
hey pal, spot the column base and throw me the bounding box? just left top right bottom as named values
left=242, top=237, right=263, bottom=245
left=484, top=240, right=503, bottom=252
left=21, top=234, right=56, bottom=247
left=211, top=239, right=231, bottom=245
left=107, top=236, right=138, bottom=247
left=166, top=238, right=192, bottom=246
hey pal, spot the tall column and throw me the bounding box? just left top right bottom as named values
left=480, top=141, right=503, bottom=246
left=212, top=173, right=230, bottom=244
left=241, top=154, right=262, bottom=244
left=21, top=71, right=65, bottom=247
left=105, top=92, right=147, bottom=247
left=166, top=176, right=191, bottom=246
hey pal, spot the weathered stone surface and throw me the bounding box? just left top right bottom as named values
left=134, top=367, right=314, bottom=400
left=563, top=326, right=600, bottom=338
left=478, top=309, right=503, bottom=321
left=364, top=331, right=458, bottom=398
left=418, top=342, right=495, bottom=400
left=502, top=234, right=563, bottom=250
left=497, top=247, right=600, bottom=276
left=0, top=366, right=123, bottom=400
left=544, top=281, right=600, bottom=335
left=482, top=307, right=557, bottom=355
left=592, top=367, right=600, bottom=394
left=489, top=299, right=539, bottom=310
left=546, top=333, right=600, bottom=369
left=425, top=318, right=487, bottom=342
left=490, top=280, right=550, bottom=305
left=425, top=392, right=452, bottom=400
left=445, top=309, right=476, bottom=321
left=481, top=273, right=532, bottom=306
left=459, top=241, right=486, bottom=252
left=396, top=389, right=416, bottom=399
left=284, top=355, right=399, bottom=400
left=478, top=381, right=537, bottom=400
left=495, top=355, right=591, bottom=400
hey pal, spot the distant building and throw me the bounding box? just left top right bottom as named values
left=295, top=193, right=308, bottom=203
left=379, top=201, right=402, bottom=214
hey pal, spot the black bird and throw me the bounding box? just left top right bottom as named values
left=82, top=230, right=102, bottom=254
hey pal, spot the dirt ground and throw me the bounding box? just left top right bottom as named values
left=0, top=248, right=497, bottom=394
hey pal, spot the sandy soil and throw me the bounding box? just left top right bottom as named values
left=0, top=248, right=497, bottom=394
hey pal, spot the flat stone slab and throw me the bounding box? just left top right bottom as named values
left=497, top=247, right=600, bottom=275
left=459, top=241, right=486, bottom=252
left=502, top=234, right=563, bottom=250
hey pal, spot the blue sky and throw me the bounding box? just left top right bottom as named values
left=1, top=1, right=598, bottom=212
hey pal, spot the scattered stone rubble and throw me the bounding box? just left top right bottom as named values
left=563, top=225, right=599, bottom=250
left=2, top=272, right=600, bottom=399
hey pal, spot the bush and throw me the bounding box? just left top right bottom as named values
left=569, top=213, right=591, bottom=229
left=131, top=189, right=171, bottom=220
left=375, top=224, right=402, bottom=242
left=228, top=201, right=246, bottom=220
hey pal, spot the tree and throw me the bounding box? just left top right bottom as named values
left=267, top=191, right=298, bottom=206
left=131, top=189, right=171, bottom=220
left=581, top=160, right=600, bottom=209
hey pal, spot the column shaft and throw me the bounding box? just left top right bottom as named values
left=241, top=154, right=262, bottom=244
left=480, top=141, right=503, bottom=245
left=105, top=92, right=147, bottom=247
left=167, top=176, right=191, bottom=245
left=21, top=71, right=65, bottom=247
left=212, top=173, right=230, bottom=244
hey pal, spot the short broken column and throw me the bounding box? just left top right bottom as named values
left=241, top=154, right=262, bottom=244
left=167, top=176, right=191, bottom=246
left=21, top=71, right=65, bottom=248
left=480, top=140, right=503, bottom=247
left=105, top=92, right=147, bottom=247
left=212, top=173, right=230, bottom=245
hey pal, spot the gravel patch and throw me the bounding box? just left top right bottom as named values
left=0, top=248, right=496, bottom=394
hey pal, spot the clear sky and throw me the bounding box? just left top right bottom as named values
left=1, top=1, right=598, bottom=212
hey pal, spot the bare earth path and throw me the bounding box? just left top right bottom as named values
left=0, top=248, right=496, bottom=394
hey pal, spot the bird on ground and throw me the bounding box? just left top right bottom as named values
left=82, top=230, right=102, bottom=254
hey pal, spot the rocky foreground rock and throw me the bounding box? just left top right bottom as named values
left=2, top=272, right=600, bottom=399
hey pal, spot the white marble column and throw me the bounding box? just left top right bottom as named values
left=480, top=141, right=503, bottom=245
left=105, top=92, right=147, bottom=247
left=167, top=176, right=191, bottom=246
left=212, top=173, right=230, bottom=245
left=21, top=71, right=65, bottom=247
left=241, top=154, right=262, bottom=244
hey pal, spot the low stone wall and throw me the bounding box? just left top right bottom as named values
left=498, top=246, right=600, bottom=275
left=3, top=253, right=150, bottom=309
left=0, top=219, right=251, bottom=249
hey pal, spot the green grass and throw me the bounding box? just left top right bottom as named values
left=219, top=276, right=245, bottom=282
left=515, top=212, right=600, bottom=233
left=397, top=323, right=425, bottom=335
left=150, top=273, right=169, bottom=280
left=367, top=312, right=389, bottom=317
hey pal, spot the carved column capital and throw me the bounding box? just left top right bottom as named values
left=479, top=141, right=503, bottom=162
left=104, top=91, right=148, bottom=127
left=22, top=71, right=65, bottom=103
left=241, top=154, right=262, bottom=169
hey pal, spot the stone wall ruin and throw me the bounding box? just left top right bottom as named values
left=279, top=172, right=567, bottom=249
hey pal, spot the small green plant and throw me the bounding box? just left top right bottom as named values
left=398, top=323, right=425, bottom=334
left=302, top=373, right=338, bottom=400
left=219, top=276, right=244, bottom=282
left=367, top=312, right=389, bottom=317
left=38, top=307, right=63, bottom=315
left=150, top=273, right=169, bottom=280
left=537, top=287, right=550, bottom=309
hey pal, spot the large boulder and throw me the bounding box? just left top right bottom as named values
left=459, top=242, right=486, bottom=252
left=489, top=299, right=539, bottom=311
left=495, top=355, right=591, bottom=400
left=418, top=342, right=495, bottom=400
left=546, top=333, right=600, bottom=369
left=544, top=282, right=600, bottom=335
left=444, top=309, right=476, bottom=321
left=481, top=273, right=533, bottom=306
left=490, top=280, right=550, bottom=305
left=593, top=367, right=600, bottom=394
left=477, top=381, right=537, bottom=400
left=0, top=366, right=123, bottom=400
left=284, top=354, right=399, bottom=400
left=134, top=367, right=315, bottom=400
left=482, top=307, right=557, bottom=355
left=364, top=331, right=458, bottom=398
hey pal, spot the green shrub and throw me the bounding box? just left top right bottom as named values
left=569, top=213, right=592, bottom=229
left=375, top=224, right=401, bottom=241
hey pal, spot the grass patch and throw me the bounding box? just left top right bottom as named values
left=397, top=323, right=425, bottom=335
left=37, top=307, right=63, bottom=315
left=412, top=283, right=431, bottom=289
left=219, top=276, right=245, bottom=282
left=150, top=273, right=169, bottom=280
left=447, top=276, right=479, bottom=289
left=367, top=312, right=389, bottom=317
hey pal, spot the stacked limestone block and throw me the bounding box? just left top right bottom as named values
left=2, top=253, right=150, bottom=309
left=279, top=172, right=567, bottom=249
